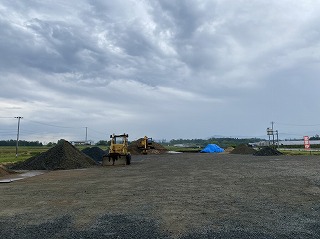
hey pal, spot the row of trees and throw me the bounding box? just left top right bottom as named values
left=1, top=135, right=319, bottom=147
left=0, top=140, right=43, bottom=146
left=0, top=138, right=261, bottom=148
left=310, top=134, right=320, bottom=140
left=168, top=137, right=263, bottom=148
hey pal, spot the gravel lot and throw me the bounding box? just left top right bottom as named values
left=1, top=153, right=320, bottom=238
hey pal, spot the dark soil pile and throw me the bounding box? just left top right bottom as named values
left=254, top=147, right=283, bottom=156
left=230, top=144, right=257, bottom=155
left=128, top=139, right=167, bottom=155
left=82, top=147, right=107, bottom=162
left=11, top=140, right=96, bottom=170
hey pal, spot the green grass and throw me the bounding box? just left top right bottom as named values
left=278, top=149, right=320, bottom=156
left=0, top=146, right=51, bottom=164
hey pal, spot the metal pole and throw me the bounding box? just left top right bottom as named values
left=15, top=116, right=23, bottom=157
left=85, top=127, right=88, bottom=143
left=271, top=121, right=275, bottom=146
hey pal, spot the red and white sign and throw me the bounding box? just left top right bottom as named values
left=304, top=136, right=310, bottom=149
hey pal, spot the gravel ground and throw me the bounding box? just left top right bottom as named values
left=1, top=153, right=320, bottom=238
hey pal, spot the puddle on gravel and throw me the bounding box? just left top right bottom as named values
left=0, top=171, right=45, bottom=183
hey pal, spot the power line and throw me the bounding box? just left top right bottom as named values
left=277, top=122, right=320, bottom=127
left=24, top=119, right=85, bottom=129
left=280, top=132, right=304, bottom=137
left=0, top=133, right=17, bottom=136
left=0, top=129, right=16, bottom=132
left=88, top=127, right=106, bottom=135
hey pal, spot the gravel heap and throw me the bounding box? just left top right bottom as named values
left=11, top=140, right=96, bottom=170
left=224, top=147, right=235, bottom=153
left=81, top=147, right=107, bottom=163
left=230, top=144, right=257, bottom=155
left=128, top=138, right=167, bottom=155
left=254, top=146, right=283, bottom=156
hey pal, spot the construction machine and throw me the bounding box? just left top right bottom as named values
left=138, top=136, right=154, bottom=154
left=102, top=133, right=131, bottom=166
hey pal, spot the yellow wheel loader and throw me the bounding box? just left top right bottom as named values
left=102, top=133, right=131, bottom=166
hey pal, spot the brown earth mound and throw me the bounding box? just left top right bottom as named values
left=11, top=140, right=96, bottom=170
left=230, top=144, right=257, bottom=155
left=254, top=146, right=283, bottom=156
left=128, top=138, right=167, bottom=155
left=224, top=147, right=235, bottom=153
left=82, top=147, right=107, bottom=162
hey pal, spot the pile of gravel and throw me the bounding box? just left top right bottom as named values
left=81, top=147, right=107, bottom=163
left=230, top=144, right=257, bottom=155
left=11, top=140, right=96, bottom=170
left=224, top=147, right=235, bottom=153
left=128, top=138, right=167, bottom=155
left=254, top=146, right=283, bottom=156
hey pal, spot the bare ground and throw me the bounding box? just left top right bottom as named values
left=1, top=153, right=320, bottom=238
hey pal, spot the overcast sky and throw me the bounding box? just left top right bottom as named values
left=1, top=0, right=320, bottom=143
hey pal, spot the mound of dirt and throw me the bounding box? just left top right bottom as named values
left=82, top=147, right=107, bottom=162
left=11, top=140, right=96, bottom=170
left=128, top=139, right=167, bottom=155
left=230, top=144, right=257, bottom=155
left=254, top=147, right=283, bottom=156
left=224, top=147, right=235, bottom=153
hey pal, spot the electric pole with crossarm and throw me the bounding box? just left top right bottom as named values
left=15, top=116, right=23, bottom=157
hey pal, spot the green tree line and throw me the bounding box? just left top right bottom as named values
left=0, top=140, right=43, bottom=146
left=168, top=137, right=263, bottom=148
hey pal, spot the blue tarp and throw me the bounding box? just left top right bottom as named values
left=200, top=144, right=224, bottom=153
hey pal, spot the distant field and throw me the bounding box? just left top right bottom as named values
left=278, top=148, right=320, bottom=155
left=0, top=146, right=50, bottom=164
left=0, top=145, right=107, bottom=164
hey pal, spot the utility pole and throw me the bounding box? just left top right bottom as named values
left=85, top=127, right=88, bottom=143
left=15, top=116, right=23, bottom=157
left=267, top=127, right=272, bottom=146
left=271, top=121, right=275, bottom=146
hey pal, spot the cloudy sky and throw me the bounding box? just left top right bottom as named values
left=1, top=0, right=320, bottom=143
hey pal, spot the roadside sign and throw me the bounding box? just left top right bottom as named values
left=304, top=136, right=310, bottom=150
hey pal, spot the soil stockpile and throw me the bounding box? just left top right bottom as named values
left=81, top=147, right=106, bottom=162
left=128, top=138, right=167, bottom=155
left=230, top=144, right=257, bottom=154
left=224, top=146, right=235, bottom=153
left=254, top=146, right=283, bottom=156
left=11, top=140, right=96, bottom=170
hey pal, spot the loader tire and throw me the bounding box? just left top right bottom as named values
left=126, top=154, right=131, bottom=165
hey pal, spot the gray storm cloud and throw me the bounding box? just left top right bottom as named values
left=1, top=0, right=320, bottom=142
